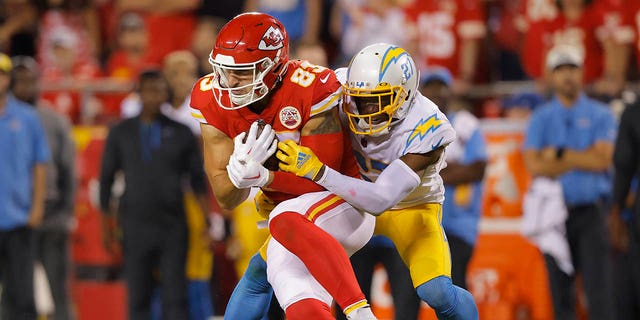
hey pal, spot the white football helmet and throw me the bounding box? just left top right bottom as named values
left=343, top=43, right=419, bottom=135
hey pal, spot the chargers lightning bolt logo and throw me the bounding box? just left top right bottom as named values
left=403, top=114, right=444, bottom=153
left=379, top=46, right=409, bottom=81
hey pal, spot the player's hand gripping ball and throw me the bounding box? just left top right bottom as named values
left=240, top=119, right=280, bottom=171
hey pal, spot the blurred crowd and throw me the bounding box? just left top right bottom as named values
left=1, top=0, right=640, bottom=124
left=1, top=0, right=640, bottom=319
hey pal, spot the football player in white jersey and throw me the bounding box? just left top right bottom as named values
left=276, top=43, right=479, bottom=319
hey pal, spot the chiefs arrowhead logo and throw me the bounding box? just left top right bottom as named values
left=258, top=26, right=284, bottom=50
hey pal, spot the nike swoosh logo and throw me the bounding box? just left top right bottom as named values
left=319, top=74, right=330, bottom=83
left=247, top=173, right=261, bottom=180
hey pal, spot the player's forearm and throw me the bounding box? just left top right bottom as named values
left=208, top=172, right=250, bottom=210
left=317, top=159, right=420, bottom=215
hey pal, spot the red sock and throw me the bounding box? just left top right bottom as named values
left=270, top=212, right=365, bottom=310
left=285, top=298, right=334, bottom=320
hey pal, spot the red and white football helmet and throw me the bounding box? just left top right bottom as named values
left=209, top=12, right=289, bottom=110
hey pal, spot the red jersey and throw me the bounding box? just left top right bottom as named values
left=624, top=1, right=640, bottom=69
left=404, top=0, right=485, bottom=76
left=190, top=60, right=358, bottom=204
left=40, top=62, right=101, bottom=124
left=523, top=5, right=604, bottom=83
left=106, top=50, right=158, bottom=81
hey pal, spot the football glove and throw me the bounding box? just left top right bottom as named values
left=232, top=121, right=278, bottom=165
left=227, top=153, right=270, bottom=189
left=276, top=140, right=325, bottom=181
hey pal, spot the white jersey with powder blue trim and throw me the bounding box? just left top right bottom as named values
left=336, top=68, right=456, bottom=208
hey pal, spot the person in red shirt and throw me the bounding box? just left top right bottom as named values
left=522, top=0, right=629, bottom=96
left=115, top=0, right=198, bottom=65
left=39, top=27, right=101, bottom=124
left=404, top=0, right=486, bottom=93
left=624, top=1, right=640, bottom=75
left=190, top=13, right=376, bottom=319
left=106, top=12, right=157, bottom=81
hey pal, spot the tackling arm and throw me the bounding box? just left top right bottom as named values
left=200, top=123, right=250, bottom=210
left=319, top=149, right=444, bottom=214
left=279, top=140, right=445, bottom=215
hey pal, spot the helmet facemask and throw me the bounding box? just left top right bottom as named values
left=342, top=83, right=407, bottom=136
left=209, top=54, right=276, bottom=110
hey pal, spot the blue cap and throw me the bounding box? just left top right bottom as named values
left=501, top=92, right=546, bottom=111
left=420, top=67, right=453, bottom=87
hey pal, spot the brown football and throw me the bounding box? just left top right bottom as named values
left=243, top=119, right=280, bottom=171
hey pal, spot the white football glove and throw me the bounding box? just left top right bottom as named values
left=227, top=153, right=270, bottom=189
left=232, top=121, right=277, bottom=164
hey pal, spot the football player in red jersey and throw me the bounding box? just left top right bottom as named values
left=189, top=13, right=376, bottom=319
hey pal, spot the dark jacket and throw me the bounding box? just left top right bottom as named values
left=612, top=101, right=640, bottom=234
left=99, top=114, right=206, bottom=228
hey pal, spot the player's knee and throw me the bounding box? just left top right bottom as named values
left=244, top=254, right=270, bottom=291
left=285, top=298, right=333, bottom=320
left=416, top=276, right=456, bottom=310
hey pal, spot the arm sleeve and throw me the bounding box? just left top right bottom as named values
left=595, top=108, right=617, bottom=143
left=58, top=118, right=76, bottom=214
left=317, top=158, right=421, bottom=215
left=463, top=128, right=488, bottom=163
left=32, top=116, right=50, bottom=164
left=612, top=106, right=637, bottom=208
left=523, top=112, right=544, bottom=150
left=99, top=128, right=121, bottom=213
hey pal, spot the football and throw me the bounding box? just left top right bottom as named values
left=243, top=119, right=280, bottom=171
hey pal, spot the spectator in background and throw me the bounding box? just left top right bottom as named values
left=0, top=52, right=49, bottom=320
left=420, top=68, right=487, bottom=289
left=332, top=0, right=409, bottom=65
left=106, top=12, right=155, bottom=82
left=490, top=0, right=532, bottom=80
left=245, top=0, right=322, bottom=46
left=501, top=92, right=546, bottom=120
left=36, top=0, right=101, bottom=69
left=609, top=99, right=640, bottom=320
left=99, top=70, right=209, bottom=320
left=11, top=55, right=75, bottom=320
left=523, top=0, right=630, bottom=97
left=515, top=0, right=558, bottom=81
left=38, top=27, right=102, bottom=123
left=404, top=0, right=486, bottom=94
left=292, top=41, right=328, bottom=66
left=161, top=51, right=200, bottom=135
left=0, top=0, right=38, bottom=56
left=626, top=2, right=640, bottom=77
left=522, top=44, right=616, bottom=320
left=121, top=51, right=200, bottom=135
left=192, top=0, right=244, bottom=75
left=115, top=0, right=198, bottom=65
